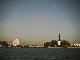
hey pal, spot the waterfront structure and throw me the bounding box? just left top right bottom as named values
left=13, top=39, right=19, bottom=46
left=57, top=34, right=61, bottom=46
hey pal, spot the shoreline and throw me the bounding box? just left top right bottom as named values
left=0, top=47, right=80, bottom=48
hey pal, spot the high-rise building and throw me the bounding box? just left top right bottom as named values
left=13, top=39, right=19, bottom=46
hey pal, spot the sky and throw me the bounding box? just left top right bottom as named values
left=0, top=0, right=80, bottom=45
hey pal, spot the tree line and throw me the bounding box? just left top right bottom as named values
left=44, top=40, right=70, bottom=47
left=0, top=41, right=8, bottom=47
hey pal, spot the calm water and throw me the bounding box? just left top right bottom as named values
left=0, top=48, right=80, bottom=60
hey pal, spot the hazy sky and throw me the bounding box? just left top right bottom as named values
left=0, top=0, right=80, bottom=45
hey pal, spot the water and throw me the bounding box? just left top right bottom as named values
left=0, top=48, right=80, bottom=60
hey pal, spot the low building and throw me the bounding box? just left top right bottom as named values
left=71, top=43, right=80, bottom=47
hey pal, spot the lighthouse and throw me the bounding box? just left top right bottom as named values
left=58, top=34, right=61, bottom=46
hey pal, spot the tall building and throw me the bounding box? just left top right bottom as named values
left=58, top=34, right=61, bottom=46
left=13, top=39, right=19, bottom=46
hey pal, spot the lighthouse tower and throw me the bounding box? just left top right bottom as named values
left=58, top=34, right=61, bottom=46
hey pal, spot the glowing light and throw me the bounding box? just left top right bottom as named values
left=13, top=39, right=19, bottom=46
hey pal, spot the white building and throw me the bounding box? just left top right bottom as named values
left=13, top=39, right=19, bottom=46
left=58, top=40, right=61, bottom=46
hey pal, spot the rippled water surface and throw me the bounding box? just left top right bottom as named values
left=0, top=48, right=80, bottom=60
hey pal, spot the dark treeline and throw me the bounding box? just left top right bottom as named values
left=61, top=40, right=70, bottom=47
left=44, top=40, right=70, bottom=47
left=0, top=41, right=8, bottom=47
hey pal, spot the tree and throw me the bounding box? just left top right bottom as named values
left=1, top=41, right=8, bottom=47
left=61, top=40, right=70, bottom=47
left=44, top=42, right=50, bottom=47
left=51, top=40, right=55, bottom=47
left=51, top=40, right=58, bottom=47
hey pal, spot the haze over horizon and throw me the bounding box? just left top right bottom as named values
left=0, top=0, right=80, bottom=45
